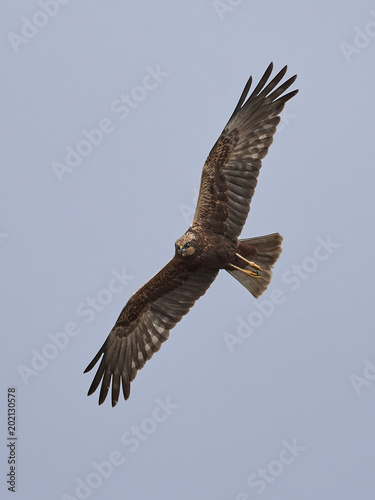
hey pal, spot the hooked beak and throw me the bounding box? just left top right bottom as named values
left=178, top=246, right=185, bottom=256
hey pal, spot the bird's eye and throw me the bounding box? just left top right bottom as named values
left=185, top=241, right=190, bottom=248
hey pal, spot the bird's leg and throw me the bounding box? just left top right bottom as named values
left=229, top=263, right=261, bottom=279
left=235, top=253, right=263, bottom=272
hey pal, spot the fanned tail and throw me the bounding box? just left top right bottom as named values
left=226, top=233, right=282, bottom=298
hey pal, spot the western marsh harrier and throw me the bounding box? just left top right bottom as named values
left=85, top=63, right=298, bottom=405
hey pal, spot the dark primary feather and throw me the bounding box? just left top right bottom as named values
left=192, top=62, right=298, bottom=240
left=84, top=258, right=218, bottom=406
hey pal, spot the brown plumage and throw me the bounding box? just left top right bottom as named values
left=84, top=63, right=298, bottom=406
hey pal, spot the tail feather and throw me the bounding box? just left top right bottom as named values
left=226, top=233, right=282, bottom=298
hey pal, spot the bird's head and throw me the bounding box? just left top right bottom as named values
left=175, top=231, right=197, bottom=258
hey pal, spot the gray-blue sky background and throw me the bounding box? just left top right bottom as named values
left=2, top=1, right=375, bottom=499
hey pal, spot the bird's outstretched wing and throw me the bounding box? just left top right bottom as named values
left=84, top=258, right=218, bottom=406
left=192, top=62, right=298, bottom=240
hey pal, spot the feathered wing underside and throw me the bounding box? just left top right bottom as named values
left=192, top=62, right=298, bottom=240
left=84, top=258, right=218, bottom=406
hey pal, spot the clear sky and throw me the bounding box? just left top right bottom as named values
left=2, top=1, right=375, bottom=499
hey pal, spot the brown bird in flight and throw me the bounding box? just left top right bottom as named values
left=85, top=63, right=298, bottom=406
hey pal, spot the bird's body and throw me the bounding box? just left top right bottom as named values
left=85, top=63, right=298, bottom=406
left=175, top=229, right=237, bottom=268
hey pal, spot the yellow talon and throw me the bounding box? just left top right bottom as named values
left=235, top=253, right=263, bottom=272
left=229, top=263, right=261, bottom=279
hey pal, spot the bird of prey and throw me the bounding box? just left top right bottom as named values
left=84, top=63, right=298, bottom=406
